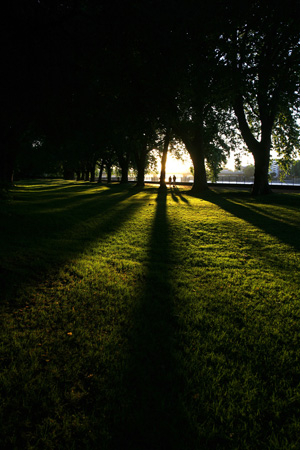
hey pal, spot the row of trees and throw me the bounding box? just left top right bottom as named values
left=2, top=0, right=300, bottom=194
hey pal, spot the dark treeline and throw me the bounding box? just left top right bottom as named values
left=1, top=0, right=300, bottom=194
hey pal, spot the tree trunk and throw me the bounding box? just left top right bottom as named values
left=106, top=164, right=111, bottom=183
left=121, top=164, right=129, bottom=183
left=190, top=150, right=208, bottom=194
left=79, top=168, right=85, bottom=180
left=63, top=167, right=75, bottom=180
left=234, top=95, right=272, bottom=195
left=120, top=159, right=129, bottom=183
left=116, top=149, right=130, bottom=183
left=90, top=163, right=96, bottom=182
left=134, top=146, right=146, bottom=187
left=252, top=147, right=272, bottom=195
left=159, top=127, right=171, bottom=189
left=183, top=138, right=208, bottom=194
left=136, top=158, right=145, bottom=186
left=98, top=161, right=104, bottom=183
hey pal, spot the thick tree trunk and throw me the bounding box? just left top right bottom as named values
left=136, top=159, right=145, bottom=187
left=190, top=150, right=208, bottom=194
left=234, top=95, right=272, bottom=195
left=183, top=138, right=208, bottom=194
left=90, top=163, right=96, bottom=182
left=98, top=161, right=104, bottom=183
left=121, top=163, right=129, bottom=183
left=134, top=148, right=146, bottom=187
left=252, top=148, right=272, bottom=195
left=159, top=128, right=171, bottom=189
left=119, top=158, right=129, bottom=183
left=63, top=167, right=75, bottom=180
left=175, top=120, right=208, bottom=194
left=117, top=150, right=130, bottom=183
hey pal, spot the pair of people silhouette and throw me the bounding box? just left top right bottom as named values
left=168, top=175, right=176, bottom=186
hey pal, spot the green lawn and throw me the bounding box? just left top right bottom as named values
left=1, top=180, right=300, bottom=449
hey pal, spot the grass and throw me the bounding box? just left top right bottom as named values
left=1, top=179, right=300, bottom=449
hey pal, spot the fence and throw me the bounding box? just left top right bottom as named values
left=216, top=175, right=300, bottom=186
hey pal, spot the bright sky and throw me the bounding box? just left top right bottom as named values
left=165, top=153, right=193, bottom=175
left=163, top=151, right=254, bottom=175
left=226, top=152, right=254, bottom=170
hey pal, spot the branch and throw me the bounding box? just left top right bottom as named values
left=234, top=95, right=260, bottom=154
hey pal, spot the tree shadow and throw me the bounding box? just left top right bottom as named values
left=0, top=183, right=147, bottom=305
left=11, top=180, right=131, bottom=209
left=188, top=189, right=300, bottom=252
left=113, top=189, right=196, bottom=449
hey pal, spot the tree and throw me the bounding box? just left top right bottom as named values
left=218, top=1, right=300, bottom=194
left=132, top=129, right=158, bottom=187
left=162, top=1, right=240, bottom=194
left=243, top=164, right=255, bottom=179
left=1, top=0, right=100, bottom=184
left=155, top=127, right=171, bottom=189
left=291, top=160, right=300, bottom=178
left=173, top=79, right=233, bottom=193
left=1, top=3, right=42, bottom=184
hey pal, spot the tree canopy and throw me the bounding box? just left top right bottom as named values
left=1, top=0, right=300, bottom=194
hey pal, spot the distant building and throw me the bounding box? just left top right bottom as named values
left=269, top=160, right=279, bottom=177
left=181, top=172, right=194, bottom=182
left=219, top=169, right=233, bottom=175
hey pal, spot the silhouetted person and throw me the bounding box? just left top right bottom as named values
left=169, top=176, right=172, bottom=185
left=173, top=175, right=176, bottom=186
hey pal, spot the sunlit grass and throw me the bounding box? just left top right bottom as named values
left=1, top=181, right=300, bottom=449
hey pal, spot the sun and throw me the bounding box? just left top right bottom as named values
left=165, top=153, right=192, bottom=176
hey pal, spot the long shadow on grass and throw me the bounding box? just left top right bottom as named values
left=189, top=190, right=300, bottom=252
left=12, top=181, right=125, bottom=210
left=113, top=189, right=196, bottom=449
left=0, top=183, right=147, bottom=304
